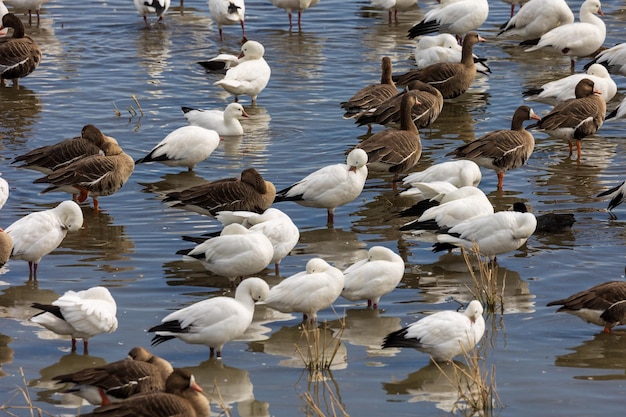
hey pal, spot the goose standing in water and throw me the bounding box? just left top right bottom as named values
left=0, top=12, right=41, bottom=86
left=209, top=0, right=245, bottom=41
left=134, top=0, right=170, bottom=27
left=270, top=0, right=319, bottom=31
left=446, top=105, right=540, bottom=190
left=182, top=102, right=249, bottom=136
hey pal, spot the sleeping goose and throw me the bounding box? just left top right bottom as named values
left=0, top=12, right=41, bottom=86
left=181, top=103, right=249, bottom=136
left=407, top=0, right=489, bottom=41
left=341, top=246, right=405, bottom=309
left=6, top=200, right=83, bottom=278
left=392, top=32, right=485, bottom=99
left=163, top=167, right=276, bottom=217
left=78, top=369, right=210, bottom=417
left=382, top=300, right=485, bottom=362
left=498, top=0, right=574, bottom=41
left=522, top=0, right=605, bottom=72
left=34, top=135, right=135, bottom=212
left=12, top=124, right=108, bottom=174
left=51, top=346, right=173, bottom=405
left=134, top=126, right=220, bottom=172
left=263, top=258, right=344, bottom=323
left=214, top=40, right=270, bottom=105
left=30, top=286, right=117, bottom=353
left=351, top=94, right=422, bottom=183
left=532, top=78, right=605, bottom=160
left=176, top=223, right=274, bottom=284
left=446, top=105, right=540, bottom=190
left=522, top=63, right=616, bottom=104
left=400, top=160, right=482, bottom=200
left=413, top=33, right=491, bottom=74
left=149, top=277, right=270, bottom=358
left=133, top=0, right=170, bottom=27
left=547, top=281, right=626, bottom=333
left=273, top=148, right=368, bottom=226
left=341, top=56, right=399, bottom=129
left=209, top=0, right=245, bottom=41
left=270, top=0, right=319, bottom=31
left=355, top=80, right=443, bottom=130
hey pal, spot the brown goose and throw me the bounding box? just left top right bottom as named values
left=164, top=167, right=276, bottom=217
left=533, top=78, right=606, bottom=160
left=392, top=32, right=485, bottom=99
left=351, top=94, right=422, bottom=184
left=547, top=281, right=626, bottom=333
left=446, top=105, right=540, bottom=190
left=355, top=80, right=443, bottom=130
left=13, top=124, right=108, bottom=174
left=0, top=13, right=42, bottom=87
left=33, top=135, right=135, bottom=212
left=52, top=347, right=174, bottom=406
left=78, top=368, right=210, bottom=417
left=340, top=57, right=399, bottom=129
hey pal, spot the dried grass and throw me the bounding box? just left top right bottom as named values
left=0, top=368, right=58, bottom=417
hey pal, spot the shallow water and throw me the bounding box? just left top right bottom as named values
left=0, top=0, right=625, bottom=416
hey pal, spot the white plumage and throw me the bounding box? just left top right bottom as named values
left=181, top=223, right=274, bottom=284
left=407, top=0, right=489, bottom=39
left=134, top=125, right=220, bottom=171
left=588, top=42, right=626, bottom=76
left=208, top=0, right=245, bottom=41
left=134, top=0, right=170, bottom=26
left=182, top=103, right=249, bottom=136
left=270, top=0, right=320, bottom=31
left=498, top=0, right=573, bottom=40
left=5, top=200, right=83, bottom=278
left=400, top=160, right=482, bottom=199
left=215, top=208, right=299, bottom=275
left=214, top=40, right=271, bottom=105
left=382, top=300, right=485, bottom=362
left=274, top=148, right=368, bottom=225
left=0, top=175, right=8, bottom=209
left=371, top=0, right=417, bottom=23
left=413, top=33, right=490, bottom=74
left=149, top=277, right=269, bottom=358
left=263, top=258, right=344, bottom=322
left=30, top=286, right=118, bottom=353
left=341, top=246, right=405, bottom=309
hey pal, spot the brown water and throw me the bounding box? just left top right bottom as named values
left=0, top=0, right=625, bottom=416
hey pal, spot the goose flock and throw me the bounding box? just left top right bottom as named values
left=0, top=0, right=626, bottom=415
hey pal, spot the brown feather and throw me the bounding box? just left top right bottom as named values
left=0, top=13, right=42, bottom=86
left=341, top=56, right=399, bottom=118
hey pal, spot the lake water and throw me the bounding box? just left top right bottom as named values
left=0, top=0, right=625, bottom=416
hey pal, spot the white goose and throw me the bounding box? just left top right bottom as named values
left=263, top=258, right=344, bottom=323
left=216, top=208, right=299, bottom=275
left=178, top=223, right=274, bottom=284
left=149, top=277, right=269, bottom=358
left=273, top=148, right=368, bottom=225
left=4, top=0, right=49, bottom=26
left=371, top=0, right=418, bottom=23
left=208, top=0, right=245, bottom=41
left=382, top=300, right=485, bottom=362
left=341, top=246, right=405, bottom=309
left=30, top=286, right=118, bottom=353
left=134, top=126, right=220, bottom=171
left=413, top=33, right=490, bottom=74
left=400, top=160, right=482, bottom=199
left=5, top=200, right=83, bottom=278
left=523, top=63, right=616, bottom=104
left=607, top=97, right=626, bottom=121
left=585, top=42, right=626, bottom=77
left=400, top=186, right=493, bottom=232
left=134, top=0, right=170, bottom=26
left=407, top=0, right=489, bottom=40
left=181, top=103, right=249, bottom=136
left=524, top=0, right=605, bottom=71
left=432, top=205, right=537, bottom=261
left=270, top=0, right=320, bottom=31
left=0, top=175, right=8, bottom=209
left=498, top=0, right=574, bottom=41
left=214, top=40, right=271, bottom=105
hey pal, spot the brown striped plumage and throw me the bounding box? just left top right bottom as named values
left=340, top=57, right=399, bottom=122
left=547, top=281, right=626, bottom=333
left=52, top=347, right=174, bottom=405
left=34, top=134, right=135, bottom=211
left=392, top=32, right=484, bottom=99
left=0, top=13, right=41, bottom=87
left=353, top=94, right=422, bottom=182
left=447, top=105, right=540, bottom=190
left=164, top=167, right=276, bottom=216
left=78, top=368, right=209, bottom=417
left=355, top=80, right=443, bottom=129
left=534, top=78, right=606, bottom=160
left=13, top=124, right=108, bottom=174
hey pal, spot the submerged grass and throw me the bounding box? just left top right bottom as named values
left=462, top=245, right=505, bottom=314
